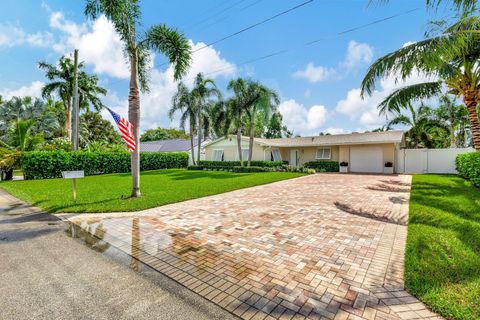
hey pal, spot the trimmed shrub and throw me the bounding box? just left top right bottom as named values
left=187, top=165, right=204, bottom=170
left=456, top=152, right=480, bottom=187
left=232, top=166, right=268, bottom=173
left=198, top=160, right=287, bottom=168
left=304, top=160, right=339, bottom=172
left=22, top=151, right=189, bottom=180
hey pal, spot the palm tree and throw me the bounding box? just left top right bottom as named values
left=372, top=0, right=476, bottom=12
left=244, top=84, right=279, bottom=166
left=191, top=73, right=221, bottom=164
left=434, top=95, right=471, bottom=147
left=0, top=96, right=60, bottom=139
left=361, top=17, right=480, bottom=151
left=0, top=119, right=43, bottom=180
left=386, top=104, right=450, bottom=148
left=226, top=79, right=255, bottom=167
left=85, top=0, right=191, bottom=198
left=39, top=56, right=107, bottom=138
left=203, top=100, right=229, bottom=139
left=169, top=82, right=197, bottom=165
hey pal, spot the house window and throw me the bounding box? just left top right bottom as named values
left=271, top=149, right=282, bottom=161
left=236, top=149, right=249, bottom=160
left=316, top=148, right=331, bottom=160
left=213, top=149, right=224, bottom=161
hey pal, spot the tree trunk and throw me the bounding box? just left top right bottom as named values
left=197, top=116, right=202, bottom=164
left=248, top=117, right=255, bottom=167
left=65, top=98, right=72, bottom=140
left=237, top=127, right=243, bottom=167
left=464, top=91, right=480, bottom=151
left=190, top=123, right=196, bottom=166
left=129, top=50, right=141, bottom=197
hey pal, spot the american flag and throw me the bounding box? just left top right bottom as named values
left=106, top=107, right=136, bottom=152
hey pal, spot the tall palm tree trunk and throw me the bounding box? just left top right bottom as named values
left=197, top=117, right=202, bottom=164
left=64, top=99, right=72, bottom=139
left=129, top=50, right=141, bottom=197
left=248, top=118, right=255, bottom=167
left=237, top=127, right=244, bottom=167
left=464, top=92, right=480, bottom=151
left=190, top=122, right=196, bottom=166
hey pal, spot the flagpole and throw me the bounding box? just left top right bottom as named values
left=71, top=49, right=79, bottom=203
left=72, top=49, right=80, bottom=150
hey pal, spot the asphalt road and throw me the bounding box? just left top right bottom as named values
left=0, top=190, right=236, bottom=320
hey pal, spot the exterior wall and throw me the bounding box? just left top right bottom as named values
left=278, top=146, right=339, bottom=166
left=204, top=137, right=265, bottom=161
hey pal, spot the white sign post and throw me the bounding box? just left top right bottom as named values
left=61, top=171, right=84, bottom=203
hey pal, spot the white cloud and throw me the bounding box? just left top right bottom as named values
left=342, top=40, right=374, bottom=70
left=323, top=127, right=350, bottom=135
left=292, top=63, right=335, bottom=83
left=279, top=99, right=328, bottom=135
left=292, top=40, right=373, bottom=84
left=335, top=71, right=439, bottom=129
left=50, top=12, right=129, bottom=78
left=0, top=23, right=53, bottom=48
left=0, top=81, right=44, bottom=99
left=104, top=41, right=236, bottom=131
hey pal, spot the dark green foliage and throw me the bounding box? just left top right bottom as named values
left=80, top=111, right=122, bottom=145
left=304, top=161, right=339, bottom=172
left=0, top=96, right=61, bottom=140
left=22, top=151, right=188, bottom=180
left=187, top=165, right=268, bottom=173
left=198, top=160, right=287, bottom=168
left=232, top=166, right=268, bottom=173
left=140, top=127, right=189, bottom=142
left=140, top=152, right=188, bottom=170
left=187, top=165, right=204, bottom=170
left=456, top=152, right=480, bottom=186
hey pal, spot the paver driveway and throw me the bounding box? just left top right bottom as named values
left=65, top=174, right=441, bottom=320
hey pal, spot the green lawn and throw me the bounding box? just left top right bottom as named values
left=0, top=169, right=303, bottom=213
left=407, top=174, right=480, bottom=320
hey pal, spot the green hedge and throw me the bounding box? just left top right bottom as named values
left=22, top=151, right=189, bottom=180
left=231, top=166, right=268, bottom=173
left=187, top=165, right=268, bottom=172
left=456, top=152, right=480, bottom=187
left=304, top=160, right=339, bottom=172
left=197, top=160, right=287, bottom=168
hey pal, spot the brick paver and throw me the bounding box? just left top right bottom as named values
left=65, top=174, right=442, bottom=320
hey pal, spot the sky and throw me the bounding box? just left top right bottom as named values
left=0, top=0, right=455, bottom=136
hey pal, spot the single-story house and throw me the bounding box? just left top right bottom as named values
left=140, top=138, right=209, bottom=164
left=203, top=130, right=405, bottom=173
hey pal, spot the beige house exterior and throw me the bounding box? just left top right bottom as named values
left=204, top=131, right=405, bottom=173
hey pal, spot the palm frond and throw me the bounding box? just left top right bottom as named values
left=144, top=24, right=191, bottom=81
left=378, top=81, right=443, bottom=115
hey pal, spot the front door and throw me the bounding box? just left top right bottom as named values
left=290, top=150, right=299, bottom=166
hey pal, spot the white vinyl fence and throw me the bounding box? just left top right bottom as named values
left=396, top=148, right=474, bottom=174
